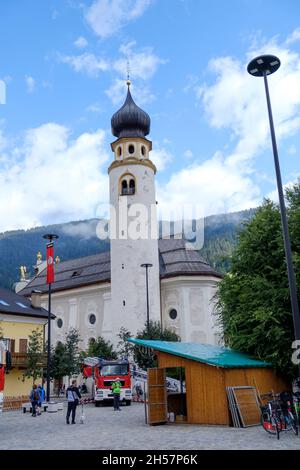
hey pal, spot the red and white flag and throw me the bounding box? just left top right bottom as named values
left=46, top=243, right=55, bottom=284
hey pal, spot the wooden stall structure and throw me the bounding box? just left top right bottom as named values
left=129, top=339, right=289, bottom=426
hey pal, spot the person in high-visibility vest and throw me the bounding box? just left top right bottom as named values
left=111, top=378, right=121, bottom=411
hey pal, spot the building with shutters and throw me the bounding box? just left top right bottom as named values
left=0, top=287, right=50, bottom=398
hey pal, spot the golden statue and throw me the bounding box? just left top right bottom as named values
left=20, top=265, right=26, bottom=281
left=37, top=251, right=42, bottom=262
left=55, top=255, right=61, bottom=264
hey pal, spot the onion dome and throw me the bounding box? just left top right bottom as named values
left=111, top=82, right=150, bottom=139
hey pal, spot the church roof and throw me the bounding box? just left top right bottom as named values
left=20, top=239, right=222, bottom=297
left=159, top=239, right=220, bottom=278
left=111, top=84, right=150, bottom=139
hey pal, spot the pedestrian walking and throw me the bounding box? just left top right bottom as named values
left=111, top=378, right=122, bottom=411
left=134, top=380, right=143, bottom=402
left=66, top=379, right=81, bottom=424
left=36, top=384, right=45, bottom=415
left=29, top=384, right=39, bottom=417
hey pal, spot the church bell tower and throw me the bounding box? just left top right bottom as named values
left=109, top=81, right=161, bottom=342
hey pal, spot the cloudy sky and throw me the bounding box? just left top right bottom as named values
left=0, top=0, right=300, bottom=231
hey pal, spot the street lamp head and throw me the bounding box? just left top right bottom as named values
left=247, top=54, right=280, bottom=77
left=141, top=263, right=153, bottom=268
left=43, top=233, right=59, bottom=242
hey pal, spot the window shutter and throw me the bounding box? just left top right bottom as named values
left=19, top=339, right=28, bottom=353
left=10, top=339, right=15, bottom=353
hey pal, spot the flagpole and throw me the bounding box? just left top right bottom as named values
left=43, top=233, right=59, bottom=403
left=46, top=281, right=52, bottom=403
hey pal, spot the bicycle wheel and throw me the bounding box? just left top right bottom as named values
left=261, top=410, right=278, bottom=435
left=288, top=411, right=299, bottom=436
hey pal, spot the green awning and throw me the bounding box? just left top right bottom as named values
left=128, top=339, right=271, bottom=368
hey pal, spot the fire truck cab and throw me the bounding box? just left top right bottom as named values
left=84, top=358, right=132, bottom=407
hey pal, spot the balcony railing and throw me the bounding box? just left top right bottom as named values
left=11, top=353, right=47, bottom=368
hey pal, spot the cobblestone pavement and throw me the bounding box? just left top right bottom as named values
left=0, top=402, right=299, bottom=450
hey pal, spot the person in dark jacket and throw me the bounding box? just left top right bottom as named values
left=66, top=380, right=81, bottom=424
left=29, top=384, right=39, bottom=417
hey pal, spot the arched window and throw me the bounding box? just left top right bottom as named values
left=128, top=144, right=135, bottom=155
left=121, top=179, right=128, bottom=195
left=120, top=174, right=136, bottom=196
left=141, top=145, right=146, bottom=157
left=129, top=179, right=135, bottom=195
left=117, top=146, right=122, bottom=158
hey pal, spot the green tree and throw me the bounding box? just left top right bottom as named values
left=65, top=328, right=82, bottom=378
left=134, top=320, right=180, bottom=369
left=117, top=327, right=134, bottom=358
left=23, top=329, right=45, bottom=385
left=85, top=336, right=117, bottom=360
left=50, top=341, right=69, bottom=392
left=216, top=182, right=300, bottom=379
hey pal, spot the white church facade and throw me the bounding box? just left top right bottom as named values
left=20, top=84, right=222, bottom=348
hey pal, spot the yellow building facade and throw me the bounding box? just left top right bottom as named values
left=0, top=316, right=46, bottom=396
left=0, top=287, right=49, bottom=400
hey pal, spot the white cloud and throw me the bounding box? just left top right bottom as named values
left=0, top=129, right=7, bottom=152
left=59, top=52, right=109, bottom=77
left=105, top=42, right=165, bottom=105
left=85, top=0, right=152, bottom=39
left=25, top=75, right=36, bottom=93
left=114, top=42, right=166, bottom=80
left=287, top=145, right=297, bottom=155
left=51, top=9, right=59, bottom=20
left=105, top=78, right=155, bottom=106
left=0, top=80, right=5, bottom=105
left=151, top=144, right=173, bottom=172
left=60, top=42, right=165, bottom=105
left=74, top=36, right=88, bottom=49
left=196, top=36, right=300, bottom=169
left=86, top=102, right=102, bottom=114
left=158, top=153, right=261, bottom=217
left=266, top=179, right=298, bottom=202
left=158, top=30, right=300, bottom=217
left=61, top=220, right=98, bottom=239
left=0, top=123, right=110, bottom=231
left=285, top=28, right=300, bottom=45
left=184, top=149, right=194, bottom=159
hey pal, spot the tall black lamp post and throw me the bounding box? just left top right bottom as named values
left=141, top=263, right=153, bottom=336
left=43, top=233, right=59, bottom=402
left=247, top=55, right=300, bottom=370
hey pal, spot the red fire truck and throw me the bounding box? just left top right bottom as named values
left=83, top=358, right=132, bottom=407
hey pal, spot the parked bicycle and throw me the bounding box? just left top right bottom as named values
left=260, top=391, right=298, bottom=439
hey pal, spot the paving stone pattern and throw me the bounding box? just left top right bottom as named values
left=0, top=402, right=299, bottom=450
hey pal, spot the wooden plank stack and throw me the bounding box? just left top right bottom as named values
left=226, top=386, right=261, bottom=427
